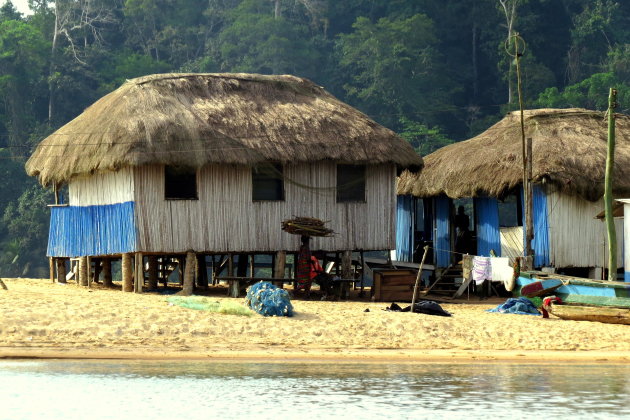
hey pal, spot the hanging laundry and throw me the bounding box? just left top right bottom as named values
left=490, top=257, right=513, bottom=283
left=472, top=256, right=491, bottom=284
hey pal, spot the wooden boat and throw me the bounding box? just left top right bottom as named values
left=520, top=278, right=562, bottom=297
left=517, top=271, right=630, bottom=308
left=542, top=299, right=630, bottom=325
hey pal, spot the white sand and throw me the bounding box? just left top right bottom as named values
left=1, top=278, right=629, bottom=362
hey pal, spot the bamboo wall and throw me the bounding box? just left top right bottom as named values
left=69, top=167, right=134, bottom=205
left=133, top=163, right=396, bottom=253
left=546, top=188, right=623, bottom=268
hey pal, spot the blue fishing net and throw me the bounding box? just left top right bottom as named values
left=486, top=297, right=541, bottom=315
left=245, top=281, right=294, bottom=317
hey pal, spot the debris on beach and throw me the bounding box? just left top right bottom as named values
left=385, top=301, right=452, bottom=317
left=486, top=297, right=540, bottom=316
left=166, top=296, right=253, bottom=316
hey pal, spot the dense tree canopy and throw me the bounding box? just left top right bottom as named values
left=0, top=0, right=629, bottom=276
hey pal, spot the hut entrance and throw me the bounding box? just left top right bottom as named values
left=453, top=198, right=475, bottom=258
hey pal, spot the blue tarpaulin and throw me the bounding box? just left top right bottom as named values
left=47, top=202, right=137, bottom=257
left=395, top=195, right=414, bottom=262
left=521, top=185, right=550, bottom=267
left=435, top=196, right=451, bottom=267
left=486, top=297, right=541, bottom=315
left=476, top=197, right=501, bottom=257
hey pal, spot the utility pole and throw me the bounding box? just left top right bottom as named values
left=509, top=33, right=533, bottom=261
left=605, top=88, right=618, bottom=281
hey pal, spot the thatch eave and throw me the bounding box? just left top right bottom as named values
left=27, top=73, right=422, bottom=187
left=397, top=108, right=630, bottom=202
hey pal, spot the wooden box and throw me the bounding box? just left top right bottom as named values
left=372, top=269, right=417, bottom=302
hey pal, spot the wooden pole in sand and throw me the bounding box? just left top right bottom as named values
left=181, top=251, right=195, bottom=296
left=56, top=258, right=67, bottom=284
left=134, top=252, right=144, bottom=293
left=605, top=88, right=618, bottom=281
left=411, top=246, right=430, bottom=310
left=147, top=255, right=158, bottom=289
left=341, top=250, right=352, bottom=299
left=122, top=253, right=133, bottom=292
left=273, top=251, right=286, bottom=288
left=102, top=258, right=112, bottom=288
left=49, top=257, right=55, bottom=283
left=78, top=256, right=88, bottom=287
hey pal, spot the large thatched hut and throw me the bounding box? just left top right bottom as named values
left=27, top=73, right=421, bottom=292
left=396, top=108, right=630, bottom=278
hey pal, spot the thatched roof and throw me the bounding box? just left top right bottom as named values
left=27, top=73, right=422, bottom=186
left=397, top=108, right=630, bottom=202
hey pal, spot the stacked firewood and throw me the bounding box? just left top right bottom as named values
left=281, top=217, right=335, bottom=237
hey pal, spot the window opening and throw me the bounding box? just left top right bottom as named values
left=336, top=164, right=366, bottom=202
left=165, top=166, right=198, bottom=200
left=252, top=163, right=284, bottom=201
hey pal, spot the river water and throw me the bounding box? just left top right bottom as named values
left=1, top=360, right=629, bottom=419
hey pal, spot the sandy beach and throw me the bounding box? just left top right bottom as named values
left=1, top=278, right=629, bottom=363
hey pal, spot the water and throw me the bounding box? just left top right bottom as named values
left=1, top=360, right=629, bottom=420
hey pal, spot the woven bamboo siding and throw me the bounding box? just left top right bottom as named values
left=69, top=167, right=134, bottom=206
left=546, top=189, right=623, bottom=268
left=133, top=163, right=396, bottom=253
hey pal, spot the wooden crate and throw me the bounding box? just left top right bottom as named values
left=372, top=269, right=417, bottom=302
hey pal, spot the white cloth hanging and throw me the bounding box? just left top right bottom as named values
left=472, top=256, right=491, bottom=284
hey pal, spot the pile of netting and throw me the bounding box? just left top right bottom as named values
left=245, top=281, right=294, bottom=317
left=281, top=216, right=335, bottom=237
left=166, top=296, right=253, bottom=316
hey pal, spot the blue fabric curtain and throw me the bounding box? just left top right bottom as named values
left=476, top=197, right=501, bottom=257
left=395, top=195, right=414, bottom=262
left=521, top=185, right=550, bottom=267
left=435, top=196, right=451, bottom=267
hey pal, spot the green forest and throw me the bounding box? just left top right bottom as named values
left=0, top=0, right=629, bottom=277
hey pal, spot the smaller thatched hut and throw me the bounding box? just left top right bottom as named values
left=26, top=73, right=422, bottom=292
left=396, top=108, right=630, bottom=277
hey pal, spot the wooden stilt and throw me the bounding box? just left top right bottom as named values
left=102, top=258, right=112, bottom=288
left=177, top=256, right=184, bottom=285
left=340, top=250, right=352, bottom=299
left=122, top=253, right=133, bottom=292
left=134, top=252, right=144, bottom=293
left=79, top=256, right=88, bottom=287
left=92, top=258, right=102, bottom=284
left=359, top=251, right=365, bottom=297
left=273, top=251, right=286, bottom=288
left=181, top=251, right=195, bottom=296
left=49, top=257, right=55, bottom=283
left=196, top=254, right=208, bottom=288
left=86, top=256, right=92, bottom=288
left=56, top=258, right=67, bottom=284
left=249, top=254, right=255, bottom=277
left=147, top=255, right=158, bottom=289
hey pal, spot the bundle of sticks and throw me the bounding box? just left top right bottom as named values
left=281, top=216, right=335, bottom=237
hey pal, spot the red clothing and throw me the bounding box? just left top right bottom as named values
left=296, top=244, right=312, bottom=290
left=309, top=256, right=323, bottom=280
